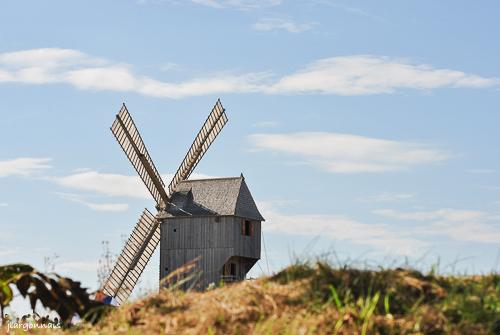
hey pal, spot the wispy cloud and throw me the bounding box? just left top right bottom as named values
left=0, top=203, right=8, bottom=207
left=0, top=157, right=52, bottom=178
left=266, top=56, right=498, bottom=95
left=50, top=170, right=214, bottom=199
left=313, top=1, right=388, bottom=23
left=0, top=48, right=266, bottom=99
left=1, top=49, right=497, bottom=98
left=159, top=62, right=181, bottom=72
left=51, top=171, right=149, bottom=198
left=373, top=208, right=486, bottom=222
left=57, top=192, right=129, bottom=212
left=260, top=202, right=427, bottom=255
left=373, top=208, right=500, bottom=244
left=262, top=201, right=500, bottom=256
left=252, top=18, right=315, bottom=33
left=249, top=132, right=450, bottom=173
left=144, top=0, right=281, bottom=10
left=357, top=193, right=414, bottom=203
left=190, top=0, right=282, bottom=10
left=430, top=221, right=500, bottom=244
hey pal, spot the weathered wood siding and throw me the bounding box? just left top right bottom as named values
left=159, top=215, right=260, bottom=288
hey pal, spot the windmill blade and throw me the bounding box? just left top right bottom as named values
left=167, top=99, right=228, bottom=195
left=111, top=104, right=169, bottom=208
left=102, top=209, right=160, bottom=305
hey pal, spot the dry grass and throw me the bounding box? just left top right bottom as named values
left=4, top=262, right=500, bottom=335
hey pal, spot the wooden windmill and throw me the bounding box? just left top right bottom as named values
left=102, top=100, right=264, bottom=305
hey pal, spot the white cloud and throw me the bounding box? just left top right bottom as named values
left=72, top=167, right=93, bottom=173
left=191, top=0, right=224, bottom=8
left=136, top=72, right=267, bottom=98
left=249, top=132, right=450, bottom=173
left=266, top=55, right=498, bottom=95
left=0, top=203, right=7, bottom=207
left=0, top=157, right=52, bottom=178
left=142, top=0, right=281, bottom=9
left=432, top=221, right=500, bottom=244
left=159, top=62, right=181, bottom=72
left=261, top=201, right=500, bottom=257
left=190, top=0, right=282, bottom=9
left=373, top=208, right=500, bottom=244
left=57, top=193, right=129, bottom=212
left=260, top=202, right=427, bottom=256
left=50, top=170, right=214, bottom=198
left=1, top=49, right=497, bottom=98
left=252, top=18, right=315, bottom=33
left=0, top=48, right=266, bottom=99
left=373, top=208, right=486, bottom=222
left=0, top=48, right=97, bottom=66
left=312, top=1, right=388, bottom=23
left=51, top=171, right=149, bottom=198
left=357, top=193, right=414, bottom=203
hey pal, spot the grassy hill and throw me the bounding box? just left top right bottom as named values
left=4, top=262, right=500, bottom=334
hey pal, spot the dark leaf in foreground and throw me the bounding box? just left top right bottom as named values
left=0, top=263, right=111, bottom=327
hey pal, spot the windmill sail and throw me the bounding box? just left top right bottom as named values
left=104, top=100, right=228, bottom=305
left=167, top=99, right=228, bottom=195
left=111, top=104, right=169, bottom=208
left=102, top=209, right=160, bottom=305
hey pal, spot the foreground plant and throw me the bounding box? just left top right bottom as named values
left=60, top=261, right=499, bottom=334
left=0, top=263, right=109, bottom=326
left=2, top=261, right=500, bottom=334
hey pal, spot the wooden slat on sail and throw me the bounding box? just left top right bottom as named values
left=111, top=104, right=169, bottom=207
left=167, top=99, right=228, bottom=195
left=102, top=209, right=160, bottom=305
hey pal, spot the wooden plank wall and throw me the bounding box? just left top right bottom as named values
left=160, top=216, right=261, bottom=288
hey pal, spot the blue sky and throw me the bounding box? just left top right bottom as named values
left=1, top=0, right=500, bottom=312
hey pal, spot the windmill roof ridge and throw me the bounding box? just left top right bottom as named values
left=166, top=175, right=264, bottom=221
left=183, top=176, right=243, bottom=183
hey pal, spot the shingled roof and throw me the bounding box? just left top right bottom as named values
left=165, top=176, right=265, bottom=221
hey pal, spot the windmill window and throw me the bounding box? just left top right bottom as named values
left=173, top=228, right=177, bottom=232
left=242, top=220, right=253, bottom=236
